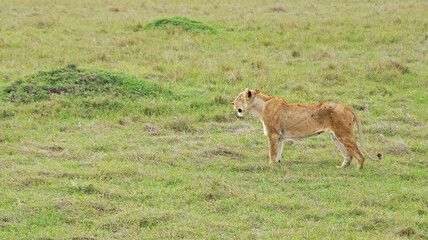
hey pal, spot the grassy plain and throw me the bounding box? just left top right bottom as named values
left=0, top=0, right=427, bottom=239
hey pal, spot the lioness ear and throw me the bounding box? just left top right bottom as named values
left=247, top=89, right=251, bottom=98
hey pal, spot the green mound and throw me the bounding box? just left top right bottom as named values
left=143, top=16, right=217, bottom=33
left=2, top=64, right=168, bottom=103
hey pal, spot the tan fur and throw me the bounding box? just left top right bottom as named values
left=232, top=89, right=382, bottom=170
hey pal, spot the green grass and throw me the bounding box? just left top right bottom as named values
left=0, top=0, right=427, bottom=239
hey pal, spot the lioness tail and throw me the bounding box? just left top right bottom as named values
left=350, top=109, right=383, bottom=161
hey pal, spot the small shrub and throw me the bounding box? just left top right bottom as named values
left=371, top=58, right=410, bottom=75
left=142, top=16, right=217, bottom=34
left=291, top=50, right=300, bottom=58
left=396, top=227, right=415, bottom=236
left=250, top=59, right=264, bottom=69
left=367, top=58, right=410, bottom=83
left=269, top=5, right=286, bottom=12
left=386, top=140, right=411, bottom=156
left=1, top=64, right=171, bottom=103
left=213, top=95, right=229, bottom=105
left=164, top=116, right=196, bottom=132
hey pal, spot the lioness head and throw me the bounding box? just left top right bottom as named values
left=232, top=88, right=259, bottom=117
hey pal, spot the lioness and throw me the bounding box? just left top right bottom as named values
left=232, top=89, right=382, bottom=170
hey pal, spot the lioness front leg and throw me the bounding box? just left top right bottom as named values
left=268, top=134, right=281, bottom=164
left=276, top=139, right=285, bottom=163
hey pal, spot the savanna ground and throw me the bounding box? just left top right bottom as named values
left=0, top=0, right=427, bottom=239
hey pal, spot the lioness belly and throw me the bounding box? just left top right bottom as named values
left=281, top=129, right=325, bottom=138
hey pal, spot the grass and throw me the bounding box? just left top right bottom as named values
left=0, top=0, right=427, bottom=239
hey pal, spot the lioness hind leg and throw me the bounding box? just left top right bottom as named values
left=339, top=137, right=365, bottom=170
left=331, top=134, right=352, bottom=168
left=347, top=145, right=365, bottom=170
